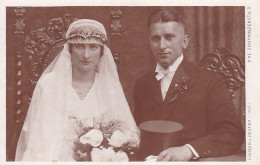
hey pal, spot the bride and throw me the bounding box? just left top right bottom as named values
left=15, top=19, right=140, bottom=161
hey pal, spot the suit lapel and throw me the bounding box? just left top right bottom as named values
left=163, top=64, right=190, bottom=103
left=145, top=59, right=195, bottom=119
left=159, top=62, right=191, bottom=119
left=147, top=72, right=164, bottom=112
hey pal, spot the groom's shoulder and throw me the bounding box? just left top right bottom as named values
left=134, top=70, right=155, bottom=86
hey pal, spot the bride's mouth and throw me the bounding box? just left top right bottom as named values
left=80, top=61, right=91, bottom=64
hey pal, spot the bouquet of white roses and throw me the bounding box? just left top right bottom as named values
left=73, top=118, right=139, bottom=161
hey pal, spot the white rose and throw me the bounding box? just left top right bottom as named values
left=91, top=147, right=116, bottom=161
left=114, top=150, right=129, bottom=161
left=91, top=148, right=103, bottom=161
left=108, top=130, right=128, bottom=147
left=79, top=129, right=103, bottom=147
left=81, top=118, right=94, bottom=128
left=127, top=131, right=140, bottom=148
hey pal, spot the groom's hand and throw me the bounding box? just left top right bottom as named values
left=157, top=145, right=194, bottom=161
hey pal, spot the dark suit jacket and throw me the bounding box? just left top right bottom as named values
left=133, top=58, right=244, bottom=158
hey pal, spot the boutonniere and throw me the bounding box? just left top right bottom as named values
left=169, top=77, right=189, bottom=102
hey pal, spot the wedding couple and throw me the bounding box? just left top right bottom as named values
left=15, top=9, right=244, bottom=161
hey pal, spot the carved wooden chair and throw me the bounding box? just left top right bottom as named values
left=9, top=13, right=123, bottom=160
left=8, top=14, right=77, bottom=161
left=198, top=47, right=246, bottom=161
left=9, top=6, right=128, bottom=159
left=15, top=14, right=75, bottom=122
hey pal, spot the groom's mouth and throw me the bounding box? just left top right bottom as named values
left=158, top=52, right=170, bottom=56
left=158, top=53, right=170, bottom=58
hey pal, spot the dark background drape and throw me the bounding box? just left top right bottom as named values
left=6, top=6, right=245, bottom=161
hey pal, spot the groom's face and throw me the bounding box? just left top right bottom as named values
left=149, top=21, right=189, bottom=68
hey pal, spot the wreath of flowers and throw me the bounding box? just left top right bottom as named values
left=67, top=32, right=107, bottom=43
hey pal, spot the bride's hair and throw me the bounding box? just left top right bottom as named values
left=66, top=23, right=107, bottom=57
left=68, top=43, right=104, bottom=56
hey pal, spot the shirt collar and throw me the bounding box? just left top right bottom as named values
left=155, top=55, right=184, bottom=81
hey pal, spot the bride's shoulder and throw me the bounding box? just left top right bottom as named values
left=36, top=72, right=56, bottom=87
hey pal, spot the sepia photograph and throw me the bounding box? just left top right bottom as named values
left=1, top=1, right=260, bottom=164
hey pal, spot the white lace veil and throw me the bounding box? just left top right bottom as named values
left=15, top=19, right=139, bottom=161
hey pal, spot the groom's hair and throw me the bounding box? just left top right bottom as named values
left=148, top=8, right=186, bottom=32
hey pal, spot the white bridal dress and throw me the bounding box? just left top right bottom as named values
left=15, top=19, right=139, bottom=161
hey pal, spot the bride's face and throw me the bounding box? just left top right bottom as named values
left=71, top=43, right=102, bottom=72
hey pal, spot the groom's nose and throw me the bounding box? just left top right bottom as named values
left=159, top=38, right=167, bottom=50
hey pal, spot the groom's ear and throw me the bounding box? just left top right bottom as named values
left=182, top=34, right=189, bottom=49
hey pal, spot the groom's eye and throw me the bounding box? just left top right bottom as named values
left=150, top=35, right=161, bottom=42
left=164, top=34, right=175, bottom=41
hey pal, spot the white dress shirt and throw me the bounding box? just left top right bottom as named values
left=155, top=55, right=183, bottom=100
left=155, top=55, right=200, bottom=159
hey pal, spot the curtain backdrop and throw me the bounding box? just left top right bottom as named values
left=162, top=6, right=245, bottom=63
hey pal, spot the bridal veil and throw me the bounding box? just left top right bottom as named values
left=15, top=19, right=139, bottom=161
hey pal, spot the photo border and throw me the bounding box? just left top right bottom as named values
left=1, top=0, right=260, bottom=165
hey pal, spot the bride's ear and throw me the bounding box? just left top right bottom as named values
left=95, top=65, right=99, bottom=73
left=100, top=46, right=104, bottom=56
left=68, top=43, right=73, bottom=54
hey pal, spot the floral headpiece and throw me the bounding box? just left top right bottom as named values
left=66, top=31, right=107, bottom=46
left=65, top=19, right=108, bottom=46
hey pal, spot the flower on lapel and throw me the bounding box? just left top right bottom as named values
left=169, top=77, right=189, bottom=102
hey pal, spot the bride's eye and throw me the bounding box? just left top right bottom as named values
left=89, top=44, right=99, bottom=50
left=74, top=44, right=86, bottom=49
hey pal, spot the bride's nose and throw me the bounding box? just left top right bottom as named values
left=83, top=49, right=90, bottom=59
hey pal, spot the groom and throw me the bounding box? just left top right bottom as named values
left=133, top=9, right=244, bottom=161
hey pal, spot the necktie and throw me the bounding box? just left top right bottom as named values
left=156, top=69, right=175, bottom=100
left=155, top=69, right=171, bottom=81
